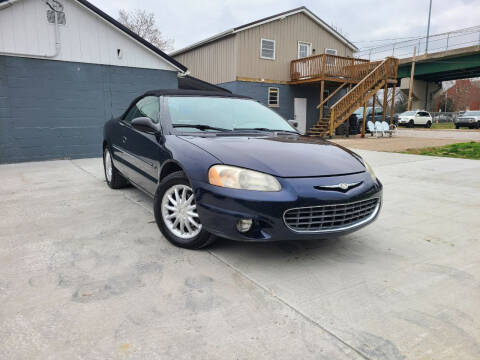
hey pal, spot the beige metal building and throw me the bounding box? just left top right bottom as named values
left=171, top=7, right=358, bottom=133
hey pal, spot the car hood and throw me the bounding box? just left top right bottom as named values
left=179, top=134, right=366, bottom=177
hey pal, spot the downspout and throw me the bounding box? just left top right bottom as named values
left=0, top=0, right=61, bottom=58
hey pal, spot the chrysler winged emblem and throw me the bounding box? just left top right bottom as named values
left=314, top=181, right=362, bottom=192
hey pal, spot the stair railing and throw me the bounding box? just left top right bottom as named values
left=328, top=57, right=398, bottom=136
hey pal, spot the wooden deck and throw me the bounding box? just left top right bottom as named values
left=290, top=54, right=380, bottom=84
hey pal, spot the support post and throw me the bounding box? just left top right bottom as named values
left=361, top=101, right=367, bottom=137
left=372, top=94, right=376, bottom=122
left=319, top=80, right=325, bottom=120
left=382, top=82, right=388, bottom=122
left=407, top=46, right=416, bottom=111
left=390, top=84, right=396, bottom=126
left=329, top=110, right=334, bottom=138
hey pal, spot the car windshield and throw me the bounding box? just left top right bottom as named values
left=462, top=111, right=480, bottom=116
left=166, top=96, right=296, bottom=133
left=400, top=111, right=416, bottom=116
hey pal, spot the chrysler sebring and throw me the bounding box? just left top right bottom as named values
left=103, top=90, right=382, bottom=249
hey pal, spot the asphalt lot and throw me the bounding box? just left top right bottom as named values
left=1, top=150, right=480, bottom=359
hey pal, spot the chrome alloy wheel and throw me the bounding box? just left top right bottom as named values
left=161, top=184, right=202, bottom=239
left=104, top=149, right=113, bottom=183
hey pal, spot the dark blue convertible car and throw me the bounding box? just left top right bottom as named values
left=103, top=90, right=382, bottom=249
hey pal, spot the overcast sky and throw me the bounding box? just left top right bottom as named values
left=90, top=0, right=479, bottom=53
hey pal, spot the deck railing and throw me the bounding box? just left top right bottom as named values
left=290, top=54, right=372, bottom=82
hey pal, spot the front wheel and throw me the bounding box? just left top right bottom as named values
left=409, top=120, right=415, bottom=128
left=103, top=147, right=129, bottom=189
left=455, top=125, right=460, bottom=129
left=154, top=171, right=215, bottom=249
left=425, top=121, right=432, bottom=128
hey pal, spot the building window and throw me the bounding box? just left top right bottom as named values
left=268, top=87, right=279, bottom=107
left=260, top=39, right=275, bottom=60
left=325, top=48, right=337, bottom=65
left=298, top=42, right=312, bottom=59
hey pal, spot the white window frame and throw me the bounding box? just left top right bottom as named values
left=260, top=38, right=276, bottom=60
left=268, top=87, right=279, bottom=107
left=325, top=48, right=338, bottom=56
left=297, top=41, right=312, bottom=59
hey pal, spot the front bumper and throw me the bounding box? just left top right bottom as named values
left=192, top=172, right=382, bottom=242
left=455, top=121, right=477, bottom=127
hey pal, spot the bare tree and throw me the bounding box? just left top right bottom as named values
left=118, top=9, right=174, bottom=52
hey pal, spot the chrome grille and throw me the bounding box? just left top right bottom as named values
left=283, top=198, right=379, bottom=233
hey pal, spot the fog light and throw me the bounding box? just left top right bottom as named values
left=236, top=218, right=253, bottom=233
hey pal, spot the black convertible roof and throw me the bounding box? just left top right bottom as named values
left=144, top=89, right=250, bottom=98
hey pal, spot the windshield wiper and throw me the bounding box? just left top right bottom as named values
left=172, top=124, right=231, bottom=132
left=233, top=127, right=298, bottom=134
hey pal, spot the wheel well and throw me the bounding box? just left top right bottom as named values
left=159, top=162, right=184, bottom=181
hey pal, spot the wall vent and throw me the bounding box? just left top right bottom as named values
left=47, top=10, right=66, bottom=25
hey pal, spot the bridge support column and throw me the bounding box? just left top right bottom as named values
left=400, top=78, right=441, bottom=111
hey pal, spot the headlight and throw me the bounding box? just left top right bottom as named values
left=364, top=161, right=377, bottom=181
left=208, top=165, right=281, bottom=191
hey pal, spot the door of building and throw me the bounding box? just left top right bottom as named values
left=294, top=98, right=307, bottom=134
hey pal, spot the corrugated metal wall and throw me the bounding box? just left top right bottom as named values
left=236, top=13, right=354, bottom=82
left=173, top=36, right=236, bottom=84
left=173, top=12, right=354, bottom=84
left=0, top=0, right=176, bottom=71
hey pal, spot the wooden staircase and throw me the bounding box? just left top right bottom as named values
left=307, top=57, right=399, bottom=137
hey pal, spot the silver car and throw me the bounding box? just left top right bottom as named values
left=455, top=111, right=480, bottom=129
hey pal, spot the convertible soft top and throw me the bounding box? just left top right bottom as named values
left=143, top=89, right=251, bottom=99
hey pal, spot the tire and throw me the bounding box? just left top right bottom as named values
left=409, top=120, right=414, bottom=128
left=425, top=121, right=431, bottom=128
left=103, top=146, right=129, bottom=189
left=455, top=125, right=460, bottom=129
left=154, top=171, right=216, bottom=249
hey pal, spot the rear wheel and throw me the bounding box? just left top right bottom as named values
left=103, top=147, right=129, bottom=189
left=154, top=171, right=215, bottom=249
left=425, top=121, right=432, bottom=128
left=455, top=125, right=460, bottom=129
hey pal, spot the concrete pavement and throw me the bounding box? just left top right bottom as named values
left=1, top=150, right=479, bottom=359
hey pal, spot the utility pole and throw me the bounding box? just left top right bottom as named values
left=425, top=0, right=433, bottom=53
left=407, top=46, right=417, bottom=111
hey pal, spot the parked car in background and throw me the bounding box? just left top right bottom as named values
left=398, top=110, right=433, bottom=128
left=454, top=111, right=480, bottom=129
left=103, top=89, right=382, bottom=249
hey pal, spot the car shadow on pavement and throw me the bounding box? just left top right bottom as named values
left=208, top=235, right=356, bottom=262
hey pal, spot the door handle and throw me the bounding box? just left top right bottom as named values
left=122, top=136, right=127, bottom=143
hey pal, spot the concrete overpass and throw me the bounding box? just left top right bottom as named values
left=396, top=46, right=480, bottom=110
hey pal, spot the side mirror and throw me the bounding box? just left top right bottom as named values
left=131, top=117, right=159, bottom=134
left=288, top=119, right=298, bottom=128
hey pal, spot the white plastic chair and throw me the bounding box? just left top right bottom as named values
left=374, top=121, right=384, bottom=137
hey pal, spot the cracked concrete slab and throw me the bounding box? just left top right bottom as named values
left=1, top=150, right=479, bottom=359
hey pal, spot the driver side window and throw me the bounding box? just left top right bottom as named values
left=123, top=96, right=160, bottom=124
